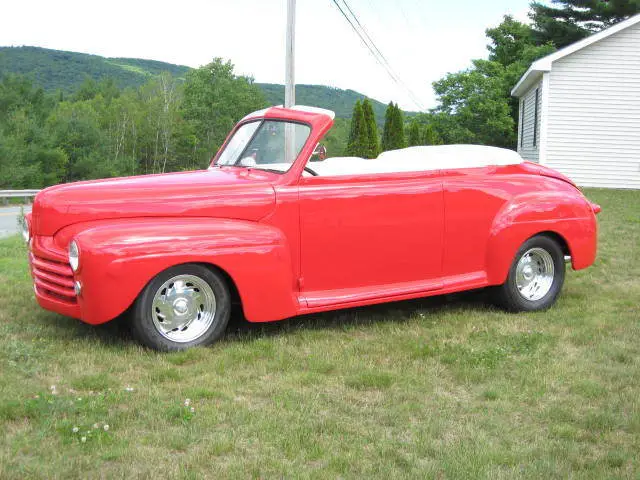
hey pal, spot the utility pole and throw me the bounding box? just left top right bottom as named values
left=284, top=0, right=296, bottom=164
left=285, top=0, right=296, bottom=107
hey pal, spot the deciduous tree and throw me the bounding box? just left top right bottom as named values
left=430, top=15, right=554, bottom=148
left=181, top=58, right=266, bottom=167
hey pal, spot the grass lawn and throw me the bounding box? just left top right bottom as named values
left=0, top=188, right=638, bottom=479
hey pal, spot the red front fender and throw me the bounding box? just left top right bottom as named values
left=64, top=218, right=298, bottom=325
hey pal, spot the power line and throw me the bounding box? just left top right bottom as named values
left=333, top=0, right=425, bottom=110
left=331, top=0, right=426, bottom=111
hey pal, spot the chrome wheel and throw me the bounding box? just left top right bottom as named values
left=515, top=247, right=555, bottom=301
left=151, top=274, right=216, bottom=343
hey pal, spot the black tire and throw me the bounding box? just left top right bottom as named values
left=493, top=235, right=565, bottom=312
left=131, top=264, right=231, bottom=351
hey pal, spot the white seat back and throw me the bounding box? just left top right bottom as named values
left=309, top=145, right=523, bottom=177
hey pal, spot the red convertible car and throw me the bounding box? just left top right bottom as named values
left=24, top=105, right=600, bottom=350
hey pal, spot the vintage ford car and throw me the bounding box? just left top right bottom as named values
left=23, top=105, right=600, bottom=350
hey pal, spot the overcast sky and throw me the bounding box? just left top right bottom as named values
left=0, top=0, right=533, bottom=110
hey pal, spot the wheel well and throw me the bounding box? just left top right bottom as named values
left=536, top=231, right=571, bottom=257
left=198, top=262, right=244, bottom=314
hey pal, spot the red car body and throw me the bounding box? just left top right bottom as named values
left=25, top=106, right=599, bottom=327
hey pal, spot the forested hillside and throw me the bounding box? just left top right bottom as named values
left=258, top=83, right=388, bottom=121
left=0, top=60, right=257, bottom=188
left=0, top=57, right=352, bottom=189
left=0, top=46, right=388, bottom=120
left=0, top=47, right=190, bottom=92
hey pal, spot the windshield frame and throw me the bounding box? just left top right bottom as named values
left=212, top=118, right=313, bottom=174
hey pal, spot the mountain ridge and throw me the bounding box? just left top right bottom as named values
left=0, top=46, right=393, bottom=120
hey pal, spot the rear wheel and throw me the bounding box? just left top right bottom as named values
left=494, top=235, right=565, bottom=312
left=131, top=264, right=231, bottom=351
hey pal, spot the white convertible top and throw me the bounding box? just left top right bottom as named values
left=310, top=145, right=523, bottom=176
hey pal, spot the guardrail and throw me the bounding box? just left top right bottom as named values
left=0, top=190, right=41, bottom=205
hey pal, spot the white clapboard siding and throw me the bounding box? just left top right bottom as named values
left=517, top=81, right=542, bottom=163
left=545, top=21, right=640, bottom=189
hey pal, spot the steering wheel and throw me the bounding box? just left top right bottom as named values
left=304, top=166, right=318, bottom=176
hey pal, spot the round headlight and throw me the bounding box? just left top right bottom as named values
left=69, top=240, right=80, bottom=272
left=22, top=219, right=30, bottom=243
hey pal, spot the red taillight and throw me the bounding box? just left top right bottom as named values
left=591, top=203, right=601, bottom=215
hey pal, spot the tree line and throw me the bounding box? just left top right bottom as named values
left=344, top=99, right=443, bottom=158
left=1, top=0, right=638, bottom=186
left=0, top=59, right=266, bottom=188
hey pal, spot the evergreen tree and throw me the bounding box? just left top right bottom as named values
left=407, top=118, right=443, bottom=147
left=360, top=105, right=372, bottom=157
left=530, top=0, right=640, bottom=48
left=422, top=124, right=443, bottom=146
left=361, top=98, right=379, bottom=158
left=346, top=100, right=364, bottom=156
left=382, top=103, right=407, bottom=152
left=392, top=103, right=406, bottom=150
left=381, top=102, right=394, bottom=152
left=408, top=119, right=421, bottom=147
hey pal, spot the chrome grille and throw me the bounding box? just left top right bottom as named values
left=31, top=254, right=77, bottom=304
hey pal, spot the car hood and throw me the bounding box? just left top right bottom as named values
left=32, top=167, right=277, bottom=236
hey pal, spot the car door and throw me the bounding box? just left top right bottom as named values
left=297, top=171, right=444, bottom=307
left=441, top=166, right=510, bottom=280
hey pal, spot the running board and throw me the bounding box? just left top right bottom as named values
left=299, top=271, right=487, bottom=310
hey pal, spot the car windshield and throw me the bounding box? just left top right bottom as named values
left=215, top=120, right=311, bottom=173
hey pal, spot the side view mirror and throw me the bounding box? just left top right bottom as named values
left=310, top=143, right=327, bottom=162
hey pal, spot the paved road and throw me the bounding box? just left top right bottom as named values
left=0, top=205, right=31, bottom=238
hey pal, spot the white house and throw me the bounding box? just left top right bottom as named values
left=512, top=14, right=640, bottom=189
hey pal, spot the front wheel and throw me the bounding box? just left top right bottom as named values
left=494, top=235, right=566, bottom=312
left=131, top=264, right=231, bottom=351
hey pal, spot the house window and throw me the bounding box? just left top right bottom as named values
left=520, top=99, right=525, bottom=148
left=533, top=88, right=539, bottom=147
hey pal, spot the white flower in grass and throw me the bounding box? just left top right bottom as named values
left=190, top=407, right=195, bottom=413
left=103, top=424, right=109, bottom=431
left=184, top=399, right=191, bottom=406
left=72, top=427, right=79, bottom=433
left=77, top=397, right=82, bottom=401
left=124, top=386, right=134, bottom=392
left=93, top=423, right=99, bottom=429
left=81, top=436, right=87, bottom=443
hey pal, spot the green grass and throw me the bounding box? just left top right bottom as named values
left=0, top=188, right=638, bottom=478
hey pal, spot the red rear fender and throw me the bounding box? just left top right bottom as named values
left=486, top=189, right=598, bottom=284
